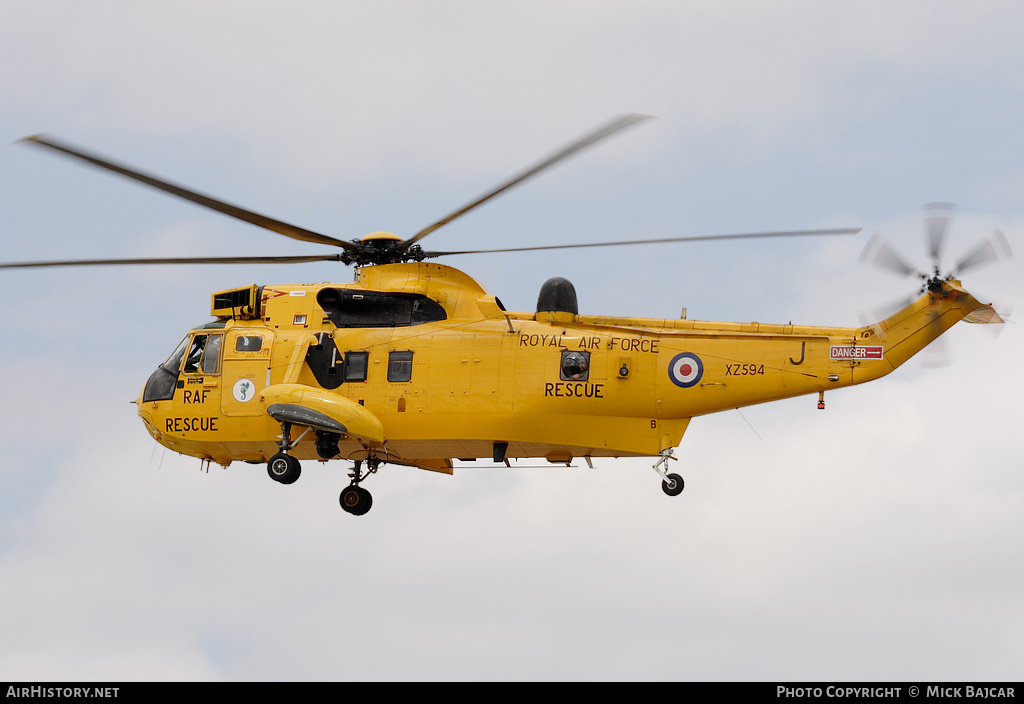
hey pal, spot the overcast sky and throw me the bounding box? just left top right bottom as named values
left=1, top=0, right=1022, bottom=682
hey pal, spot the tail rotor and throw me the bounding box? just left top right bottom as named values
left=950, top=229, right=1013, bottom=278
left=925, top=202, right=954, bottom=272
left=859, top=204, right=1012, bottom=365
left=862, top=203, right=1012, bottom=294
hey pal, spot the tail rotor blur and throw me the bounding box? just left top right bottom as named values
left=860, top=232, right=922, bottom=280
left=862, top=203, right=1012, bottom=294
left=951, top=229, right=1013, bottom=278
left=925, top=202, right=953, bottom=271
left=859, top=204, right=1012, bottom=365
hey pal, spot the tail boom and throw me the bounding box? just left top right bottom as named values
left=854, top=279, right=998, bottom=381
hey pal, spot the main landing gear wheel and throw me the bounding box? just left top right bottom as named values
left=339, top=459, right=377, bottom=516
left=661, top=473, right=684, bottom=497
left=267, top=452, right=301, bottom=485
left=339, top=485, right=373, bottom=516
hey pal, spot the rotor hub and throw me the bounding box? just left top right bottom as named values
left=340, top=233, right=432, bottom=267
left=360, top=231, right=403, bottom=243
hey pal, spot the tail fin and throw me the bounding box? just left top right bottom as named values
left=865, top=280, right=1001, bottom=369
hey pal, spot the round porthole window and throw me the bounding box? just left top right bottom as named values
left=560, top=350, right=590, bottom=381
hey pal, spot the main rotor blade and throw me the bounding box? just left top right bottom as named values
left=0, top=254, right=346, bottom=270
left=20, top=135, right=356, bottom=251
left=427, top=227, right=861, bottom=256
left=402, top=114, right=652, bottom=250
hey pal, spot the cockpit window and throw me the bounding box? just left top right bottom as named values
left=162, top=335, right=190, bottom=372
left=183, top=333, right=223, bottom=375
left=142, top=335, right=189, bottom=403
left=183, top=335, right=207, bottom=374
left=201, top=334, right=222, bottom=374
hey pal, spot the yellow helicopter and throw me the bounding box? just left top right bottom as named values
left=3, top=116, right=1009, bottom=516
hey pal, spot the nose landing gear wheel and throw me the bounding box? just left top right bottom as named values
left=661, top=473, right=684, bottom=497
left=267, top=452, right=301, bottom=485
left=340, top=485, right=373, bottom=516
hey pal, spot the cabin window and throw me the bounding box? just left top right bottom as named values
left=560, top=350, right=590, bottom=381
left=387, top=351, right=414, bottom=382
left=317, top=289, right=447, bottom=328
left=344, top=351, right=369, bottom=382
left=235, top=335, right=263, bottom=352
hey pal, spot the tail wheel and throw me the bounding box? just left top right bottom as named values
left=267, top=453, right=301, bottom=485
left=661, top=473, right=684, bottom=497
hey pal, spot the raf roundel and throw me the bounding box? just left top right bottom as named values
left=668, top=352, right=704, bottom=388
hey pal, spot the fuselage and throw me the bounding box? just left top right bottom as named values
left=136, top=262, right=991, bottom=469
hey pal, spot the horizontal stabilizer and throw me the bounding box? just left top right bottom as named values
left=962, top=305, right=1005, bottom=324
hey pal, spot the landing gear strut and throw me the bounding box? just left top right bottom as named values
left=267, top=420, right=305, bottom=484
left=339, top=458, right=378, bottom=516
left=652, top=448, right=684, bottom=497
